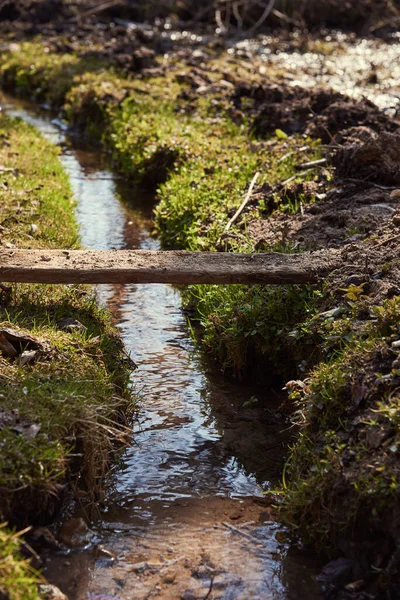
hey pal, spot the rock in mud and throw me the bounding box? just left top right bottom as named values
left=56, top=317, right=87, bottom=333
left=162, top=571, right=176, bottom=584
left=181, top=592, right=196, bottom=600
left=38, top=584, right=68, bottom=600
left=57, top=517, right=94, bottom=548
left=316, top=557, right=354, bottom=585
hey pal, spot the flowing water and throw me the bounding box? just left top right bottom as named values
left=1, top=95, right=323, bottom=599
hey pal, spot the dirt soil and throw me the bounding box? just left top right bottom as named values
left=247, top=176, right=400, bottom=253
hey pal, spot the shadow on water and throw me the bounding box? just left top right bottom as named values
left=0, top=93, right=323, bottom=600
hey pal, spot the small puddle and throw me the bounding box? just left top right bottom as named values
left=1, top=94, right=323, bottom=599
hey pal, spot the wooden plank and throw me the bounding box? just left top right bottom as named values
left=0, top=249, right=340, bottom=285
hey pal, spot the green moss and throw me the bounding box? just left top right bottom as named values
left=0, top=42, right=107, bottom=106
left=282, top=298, right=400, bottom=558
left=0, top=115, right=77, bottom=250
left=0, top=524, right=42, bottom=600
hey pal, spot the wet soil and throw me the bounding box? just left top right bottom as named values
left=247, top=178, right=400, bottom=252
left=1, top=96, right=324, bottom=599
left=45, top=497, right=323, bottom=600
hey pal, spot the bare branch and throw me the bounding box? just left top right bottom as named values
left=247, top=0, right=277, bottom=33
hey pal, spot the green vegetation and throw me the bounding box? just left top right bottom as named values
left=187, top=284, right=318, bottom=375
left=283, top=298, right=400, bottom=561
left=1, top=43, right=107, bottom=107
left=0, top=525, right=42, bottom=600
left=0, top=113, right=133, bottom=597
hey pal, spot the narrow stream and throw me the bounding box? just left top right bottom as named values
left=1, top=95, right=323, bottom=600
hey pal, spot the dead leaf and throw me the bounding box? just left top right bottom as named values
left=0, top=328, right=46, bottom=352
left=19, top=350, right=38, bottom=365
left=57, top=517, right=94, bottom=548
left=23, top=423, right=41, bottom=440
left=57, top=318, right=86, bottom=333
left=13, top=423, right=41, bottom=440
left=0, top=332, right=18, bottom=357
left=351, top=384, right=368, bottom=408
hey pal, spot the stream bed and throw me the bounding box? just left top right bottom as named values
left=1, top=94, right=323, bottom=600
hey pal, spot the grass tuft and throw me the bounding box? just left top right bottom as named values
left=0, top=524, right=42, bottom=600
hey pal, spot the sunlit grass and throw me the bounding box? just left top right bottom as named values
left=0, top=524, right=42, bottom=600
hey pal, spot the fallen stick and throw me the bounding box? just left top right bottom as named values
left=279, top=170, right=309, bottom=187
left=247, top=0, right=277, bottom=34
left=338, top=178, right=399, bottom=191
left=277, top=145, right=309, bottom=164
left=295, top=158, right=327, bottom=170
left=222, top=521, right=260, bottom=542
left=373, top=233, right=400, bottom=249
left=203, top=575, right=215, bottom=600
left=224, top=171, right=260, bottom=233
left=271, top=8, right=303, bottom=27
left=158, top=555, right=186, bottom=571
left=70, top=0, right=127, bottom=21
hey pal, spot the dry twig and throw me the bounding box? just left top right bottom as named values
left=222, top=521, right=260, bottom=542
left=295, top=158, right=327, bottom=170
left=224, top=171, right=260, bottom=233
